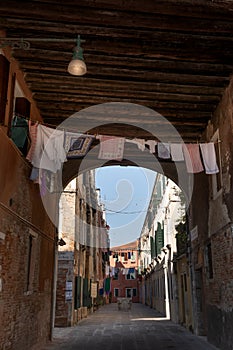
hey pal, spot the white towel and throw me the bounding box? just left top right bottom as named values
left=98, top=135, right=125, bottom=161
left=157, top=142, right=170, bottom=159
left=32, top=124, right=66, bottom=173
left=200, top=143, right=219, bottom=174
left=126, top=138, right=145, bottom=151
left=145, top=140, right=157, bottom=153
left=170, top=143, right=184, bottom=161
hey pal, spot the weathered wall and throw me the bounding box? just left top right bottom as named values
left=0, top=130, right=55, bottom=350
left=55, top=252, right=74, bottom=327
left=205, top=78, right=233, bottom=350
left=190, top=77, right=233, bottom=350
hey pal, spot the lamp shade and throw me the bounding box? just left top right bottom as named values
left=67, top=58, right=87, bottom=76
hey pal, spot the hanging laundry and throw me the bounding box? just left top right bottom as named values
left=97, top=135, right=125, bottom=160
left=64, top=132, right=94, bottom=158
left=145, top=140, right=157, bottom=153
left=31, top=124, right=67, bottom=173
left=183, top=144, right=204, bottom=173
left=104, top=277, right=111, bottom=293
left=200, top=143, right=219, bottom=174
left=10, top=115, right=29, bottom=155
left=26, top=121, right=38, bottom=162
left=126, top=138, right=145, bottom=151
left=29, top=167, right=40, bottom=183
left=157, top=142, right=170, bottom=159
left=170, top=143, right=184, bottom=162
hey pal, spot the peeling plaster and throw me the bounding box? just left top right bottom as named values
left=209, top=200, right=230, bottom=236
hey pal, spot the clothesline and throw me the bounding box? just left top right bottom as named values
left=12, top=113, right=221, bottom=145
left=10, top=114, right=220, bottom=178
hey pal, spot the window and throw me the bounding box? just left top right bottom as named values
left=113, top=268, right=119, bottom=280
left=0, top=54, right=10, bottom=124
left=126, top=269, right=135, bottom=280
left=133, top=288, right=137, bottom=297
left=114, top=288, right=119, bottom=297
left=126, top=288, right=132, bottom=298
left=206, top=243, right=214, bottom=279
left=26, top=230, right=37, bottom=293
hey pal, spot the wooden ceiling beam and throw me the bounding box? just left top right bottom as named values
left=25, top=73, right=224, bottom=96
left=30, top=88, right=220, bottom=104
left=0, top=0, right=232, bottom=24
left=14, top=49, right=233, bottom=76
left=33, top=89, right=220, bottom=104
left=7, top=34, right=233, bottom=63
left=21, top=62, right=229, bottom=86
left=35, top=94, right=215, bottom=110
left=3, top=13, right=233, bottom=36
left=40, top=108, right=211, bottom=120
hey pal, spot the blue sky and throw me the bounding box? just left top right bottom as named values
left=95, top=166, right=157, bottom=247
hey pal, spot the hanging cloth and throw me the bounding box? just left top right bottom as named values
left=157, top=142, right=170, bottom=159
left=126, top=138, right=145, bottom=151
left=10, top=115, right=28, bottom=154
left=200, top=143, right=219, bottom=174
left=183, top=144, right=204, bottom=173
left=31, top=124, right=67, bottom=173
left=64, top=132, right=94, bottom=158
left=26, top=121, right=38, bottom=162
left=145, top=140, right=157, bottom=153
left=170, top=143, right=184, bottom=161
left=97, top=135, right=125, bottom=161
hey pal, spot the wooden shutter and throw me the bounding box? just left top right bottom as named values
left=155, top=222, right=164, bottom=256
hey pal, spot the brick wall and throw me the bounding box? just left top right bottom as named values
left=0, top=131, right=55, bottom=350
left=190, top=77, right=233, bottom=349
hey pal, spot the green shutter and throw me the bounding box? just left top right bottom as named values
left=74, top=276, right=82, bottom=309
left=156, top=222, right=164, bottom=256
left=150, top=236, right=155, bottom=259
left=83, top=277, right=89, bottom=307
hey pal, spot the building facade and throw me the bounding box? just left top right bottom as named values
left=55, top=171, right=110, bottom=327
left=0, top=51, right=56, bottom=350
left=110, top=240, right=139, bottom=303
left=139, top=174, right=193, bottom=329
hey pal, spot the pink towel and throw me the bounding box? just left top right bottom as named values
left=26, top=121, right=38, bottom=162
left=98, top=135, right=125, bottom=161
left=200, top=143, right=219, bottom=174
left=183, top=144, right=204, bottom=173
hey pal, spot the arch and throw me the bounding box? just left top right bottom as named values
left=40, top=102, right=194, bottom=227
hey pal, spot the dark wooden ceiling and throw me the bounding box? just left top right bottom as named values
left=1, top=0, right=233, bottom=141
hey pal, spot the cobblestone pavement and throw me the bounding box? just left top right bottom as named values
left=41, top=303, right=219, bottom=350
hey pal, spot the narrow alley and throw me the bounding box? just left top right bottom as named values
left=1, top=2, right=233, bottom=350
left=42, top=303, right=219, bottom=350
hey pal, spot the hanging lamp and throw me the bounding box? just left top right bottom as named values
left=67, top=35, right=87, bottom=76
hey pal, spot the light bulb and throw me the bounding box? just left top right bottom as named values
left=67, top=59, right=87, bottom=76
